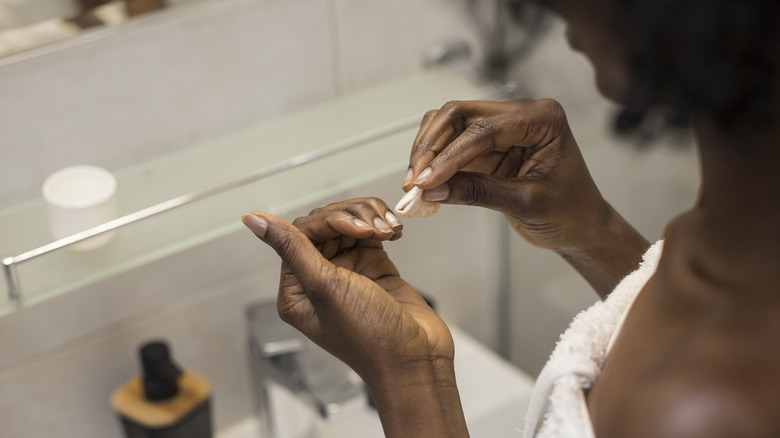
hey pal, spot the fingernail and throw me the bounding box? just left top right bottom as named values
left=414, top=168, right=432, bottom=185
left=385, top=211, right=402, bottom=228
left=402, top=168, right=413, bottom=186
left=353, top=218, right=374, bottom=230
left=423, top=184, right=450, bottom=202
left=373, top=217, right=393, bottom=233
left=242, top=213, right=268, bottom=238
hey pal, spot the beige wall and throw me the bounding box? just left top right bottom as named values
left=0, top=0, right=482, bottom=210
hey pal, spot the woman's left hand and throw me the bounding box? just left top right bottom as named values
left=242, top=198, right=468, bottom=437
left=242, top=198, right=454, bottom=390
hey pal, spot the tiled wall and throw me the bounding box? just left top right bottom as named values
left=0, top=1, right=493, bottom=437
left=0, top=0, right=481, bottom=210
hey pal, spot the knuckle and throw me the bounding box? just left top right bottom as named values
left=366, top=197, right=389, bottom=211
left=515, top=184, right=549, bottom=218
left=536, top=98, right=565, bottom=119
left=275, top=236, right=297, bottom=260
left=307, top=206, right=326, bottom=216
left=276, top=297, right=310, bottom=331
left=411, top=140, right=432, bottom=158
left=439, top=100, right=464, bottom=116
left=276, top=295, right=296, bottom=322
left=292, top=216, right=307, bottom=228
left=464, top=178, right=490, bottom=207
left=462, top=119, right=499, bottom=150
left=325, top=201, right=347, bottom=210
left=466, top=119, right=496, bottom=137
left=349, top=200, right=371, bottom=213
left=309, top=265, right=339, bottom=307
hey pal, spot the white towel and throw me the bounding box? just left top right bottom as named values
left=524, top=240, right=664, bottom=437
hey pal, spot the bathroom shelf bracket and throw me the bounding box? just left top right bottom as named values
left=3, top=257, right=20, bottom=303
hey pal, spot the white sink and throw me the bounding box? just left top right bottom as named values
left=219, top=327, right=535, bottom=438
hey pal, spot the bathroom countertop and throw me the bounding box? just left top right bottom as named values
left=217, top=326, right=536, bottom=438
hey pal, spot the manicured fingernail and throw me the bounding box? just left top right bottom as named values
left=414, top=168, right=432, bottom=185
left=353, top=218, right=374, bottom=230
left=423, top=184, right=450, bottom=202
left=373, top=217, right=393, bottom=233
left=402, top=169, right=413, bottom=186
left=242, top=213, right=268, bottom=238
left=385, top=211, right=402, bottom=228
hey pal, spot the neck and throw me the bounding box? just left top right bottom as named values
left=694, top=116, right=780, bottom=228
left=673, top=116, right=780, bottom=294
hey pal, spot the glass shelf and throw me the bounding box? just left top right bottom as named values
left=0, top=67, right=501, bottom=313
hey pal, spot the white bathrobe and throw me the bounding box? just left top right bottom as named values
left=524, top=241, right=664, bottom=437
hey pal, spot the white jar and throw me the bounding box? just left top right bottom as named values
left=42, top=165, right=118, bottom=251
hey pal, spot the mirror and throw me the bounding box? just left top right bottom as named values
left=0, top=0, right=209, bottom=57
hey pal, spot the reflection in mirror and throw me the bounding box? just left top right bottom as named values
left=0, top=0, right=203, bottom=57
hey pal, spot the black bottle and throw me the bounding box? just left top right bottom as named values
left=111, top=341, right=212, bottom=438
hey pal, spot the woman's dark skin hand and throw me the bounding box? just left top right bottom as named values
left=404, top=99, right=650, bottom=297
left=242, top=198, right=469, bottom=438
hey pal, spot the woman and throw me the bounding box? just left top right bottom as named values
left=241, top=0, right=780, bottom=436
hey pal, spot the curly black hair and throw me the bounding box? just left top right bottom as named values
left=518, top=0, right=779, bottom=138
left=615, top=0, right=780, bottom=127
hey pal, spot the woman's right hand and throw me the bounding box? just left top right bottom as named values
left=405, top=98, right=611, bottom=252
left=405, top=99, right=649, bottom=296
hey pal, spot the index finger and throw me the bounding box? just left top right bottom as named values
left=403, top=109, right=440, bottom=189
left=293, top=198, right=403, bottom=243
left=293, top=211, right=375, bottom=243
left=418, top=99, right=563, bottom=189
left=407, top=100, right=529, bottom=189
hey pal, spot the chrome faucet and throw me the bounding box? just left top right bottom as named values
left=247, top=301, right=368, bottom=438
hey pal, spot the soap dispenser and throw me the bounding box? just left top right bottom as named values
left=111, top=340, right=213, bottom=438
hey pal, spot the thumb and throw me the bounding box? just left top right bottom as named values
left=422, top=172, right=535, bottom=216
left=242, top=212, right=334, bottom=292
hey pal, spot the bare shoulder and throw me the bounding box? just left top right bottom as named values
left=602, top=371, right=779, bottom=438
